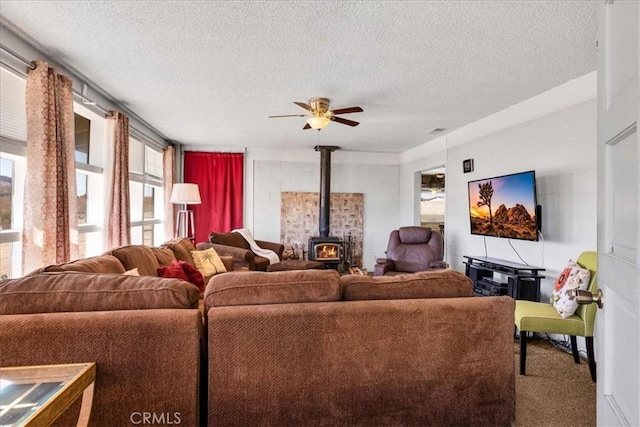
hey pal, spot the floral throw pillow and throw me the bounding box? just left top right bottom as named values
left=191, top=247, right=228, bottom=278
left=550, top=260, right=591, bottom=318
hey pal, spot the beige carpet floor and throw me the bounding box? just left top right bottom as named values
left=515, top=338, right=596, bottom=427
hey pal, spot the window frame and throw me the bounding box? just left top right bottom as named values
left=128, top=136, right=165, bottom=246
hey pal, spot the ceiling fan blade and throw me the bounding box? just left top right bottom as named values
left=303, top=123, right=311, bottom=130
left=268, top=114, right=307, bottom=118
left=330, top=106, right=363, bottom=115
left=331, top=116, right=359, bottom=127
left=294, top=102, right=313, bottom=111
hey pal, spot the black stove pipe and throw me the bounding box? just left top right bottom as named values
left=314, top=145, right=339, bottom=237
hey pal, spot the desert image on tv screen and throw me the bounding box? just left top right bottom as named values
left=468, top=171, right=537, bottom=241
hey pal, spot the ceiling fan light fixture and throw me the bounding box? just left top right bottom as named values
left=307, top=116, right=331, bottom=130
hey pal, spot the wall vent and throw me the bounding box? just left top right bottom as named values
left=427, top=128, right=446, bottom=134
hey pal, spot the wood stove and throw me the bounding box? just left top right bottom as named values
left=307, top=146, right=345, bottom=269
left=308, top=236, right=343, bottom=266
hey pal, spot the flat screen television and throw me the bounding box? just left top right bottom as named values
left=468, top=170, right=539, bottom=241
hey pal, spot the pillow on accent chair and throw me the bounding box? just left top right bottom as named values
left=178, top=261, right=205, bottom=292
left=550, top=260, right=591, bottom=318
left=157, top=261, right=190, bottom=283
left=191, top=248, right=227, bottom=277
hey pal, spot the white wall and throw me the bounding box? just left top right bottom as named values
left=399, top=72, right=598, bottom=302
left=191, top=72, right=598, bottom=290
left=446, top=98, right=597, bottom=299
left=245, top=148, right=400, bottom=270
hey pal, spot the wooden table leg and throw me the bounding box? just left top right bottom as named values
left=76, top=381, right=95, bottom=427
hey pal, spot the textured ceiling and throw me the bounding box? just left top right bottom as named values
left=0, top=1, right=597, bottom=153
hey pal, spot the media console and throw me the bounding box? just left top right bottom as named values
left=463, top=255, right=545, bottom=302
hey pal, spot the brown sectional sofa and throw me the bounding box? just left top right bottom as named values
left=0, top=237, right=229, bottom=426
left=0, top=272, right=203, bottom=426
left=205, top=269, right=516, bottom=426
left=1, top=244, right=515, bottom=426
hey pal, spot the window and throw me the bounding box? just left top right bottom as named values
left=0, top=67, right=108, bottom=275
left=77, top=172, right=88, bottom=224
left=0, top=68, right=27, bottom=277
left=0, top=63, right=168, bottom=276
left=75, top=114, right=90, bottom=163
left=73, top=106, right=106, bottom=258
left=0, top=156, right=15, bottom=278
left=0, top=151, right=26, bottom=278
left=0, top=68, right=27, bottom=142
left=1, top=157, right=13, bottom=230
left=129, top=137, right=164, bottom=247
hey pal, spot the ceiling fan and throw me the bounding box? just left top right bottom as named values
left=269, top=97, right=363, bottom=130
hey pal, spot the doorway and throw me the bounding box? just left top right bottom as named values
left=420, top=167, right=445, bottom=237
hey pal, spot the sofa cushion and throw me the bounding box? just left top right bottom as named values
left=41, top=254, right=126, bottom=274
left=0, top=272, right=199, bottom=314
left=151, top=247, right=177, bottom=267
left=341, top=270, right=473, bottom=301
left=161, top=238, right=197, bottom=266
left=108, top=245, right=159, bottom=277
left=205, top=269, right=341, bottom=309
left=266, top=260, right=325, bottom=272
left=209, top=232, right=250, bottom=250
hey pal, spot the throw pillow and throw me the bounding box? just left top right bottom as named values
left=191, top=247, right=228, bottom=277
left=123, top=268, right=140, bottom=276
left=550, top=260, right=591, bottom=318
left=157, top=260, right=190, bottom=283
left=178, top=260, right=205, bottom=292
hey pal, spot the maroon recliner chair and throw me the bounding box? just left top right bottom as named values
left=374, top=226, right=446, bottom=276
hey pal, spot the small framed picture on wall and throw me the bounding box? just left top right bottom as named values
left=463, top=159, right=474, bottom=173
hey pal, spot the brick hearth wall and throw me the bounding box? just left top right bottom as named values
left=281, top=192, right=363, bottom=266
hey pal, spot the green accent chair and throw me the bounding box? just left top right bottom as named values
left=514, top=251, right=598, bottom=382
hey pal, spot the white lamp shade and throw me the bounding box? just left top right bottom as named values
left=307, top=116, right=331, bottom=130
left=170, top=183, right=201, bottom=204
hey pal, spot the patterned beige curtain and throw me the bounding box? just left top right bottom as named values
left=104, top=111, right=131, bottom=249
left=22, top=61, right=78, bottom=274
left=163, top=145, right=176, bottom=239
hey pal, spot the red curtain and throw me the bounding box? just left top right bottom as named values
left=183, top=151, right=244, bottom=243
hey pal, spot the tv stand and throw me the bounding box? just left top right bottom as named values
left=463, top=256, right=545, bottom=301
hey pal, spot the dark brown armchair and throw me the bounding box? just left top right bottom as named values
left=374, top=226, right=445, bottom=276
left=198, top=231, right=284, bottom=271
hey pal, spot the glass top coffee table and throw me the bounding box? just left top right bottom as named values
left=0, top=363, right=96, bottom=427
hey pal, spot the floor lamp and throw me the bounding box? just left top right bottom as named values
left=170, top=183, right=201, bottom=240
